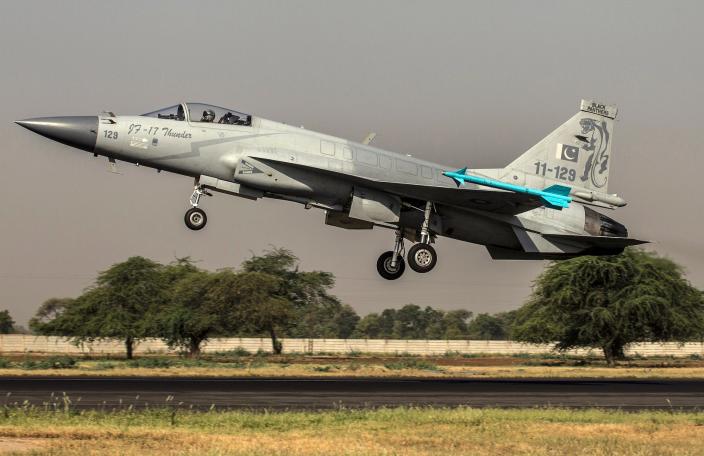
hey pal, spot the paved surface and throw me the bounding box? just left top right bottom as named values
left=0, top=377, right=701, bottom=411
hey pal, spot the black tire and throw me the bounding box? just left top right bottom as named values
left=407, top=243, right=437, bottom=273
left=376, top=251, right=405, bottom=280
left=185, top=207, right=207, bottom=231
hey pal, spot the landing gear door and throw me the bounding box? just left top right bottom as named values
left=348, top=187, right=401, bottom=224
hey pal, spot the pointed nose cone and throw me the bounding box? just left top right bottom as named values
left=15, top=116, right=98, bottom=152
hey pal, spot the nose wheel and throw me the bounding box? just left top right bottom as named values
left=185, top=207, right=207, bottom=230
left=184, top=184, right=211, bottom=231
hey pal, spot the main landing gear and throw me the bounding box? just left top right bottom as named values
left=376, top=201, right=438, bottom=280
left=376, top=231, right=406, bottom=280
left=184, top=185, right=211, bottom=231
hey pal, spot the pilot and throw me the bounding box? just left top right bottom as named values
left=176, top=104, right=185, bottom=121
left=201, top=109, right=215, bottom=122
left=218, top=112, right=240, bottom=124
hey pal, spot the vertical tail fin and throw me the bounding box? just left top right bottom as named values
left=506, top=99, right=617, bottom=194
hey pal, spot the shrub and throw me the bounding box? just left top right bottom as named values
left=312, top=365, right=339, bottom=372
left=231, top=347, right=251, bottom=356
left=44, top=356, right=77, bottom=369
left=384, top=359, right=439, bottom=371
left=19, top=356, right=76, bottom=370
left=127, top=358, right=173, bottom=368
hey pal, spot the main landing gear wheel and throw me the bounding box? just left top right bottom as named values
left=185, top=207, right=207, bottom=230
left=377, top=251, right=406, bottom=280
left=407, top=243, right=437, bottom=273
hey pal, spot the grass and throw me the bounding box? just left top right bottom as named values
left=0, top=354, right=702, bottom=378
left=384, top=359, right=441, bottom=371
left=0, top=407, right=702, bottom=455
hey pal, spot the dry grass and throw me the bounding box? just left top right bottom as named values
left=0, top=353, right=703, bottom=379
left=0, top=407, right=702, bottom=455
left=0, top=362, right=703, bottom=379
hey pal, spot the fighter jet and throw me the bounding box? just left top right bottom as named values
left=15, top=99, right=645, bottom=280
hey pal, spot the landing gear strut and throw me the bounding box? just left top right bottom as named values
left=376, top=230, right=406, bottom=280
left=184, top=185, right=211, bottom=231
left=407, top=201, right=437, bottom=273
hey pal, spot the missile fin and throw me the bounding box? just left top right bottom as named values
left=540, top=194, right=569, bottom=209
left=450, top=177, right=464, bottom=187
left=443, top=168, right=468, bottom=187
left=543, top=184, right=572, bottom=197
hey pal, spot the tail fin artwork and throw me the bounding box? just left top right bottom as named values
left=506, top=99, right=617, bottom=196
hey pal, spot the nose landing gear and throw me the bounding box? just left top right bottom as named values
left=184, top=185, right=211, bottom=231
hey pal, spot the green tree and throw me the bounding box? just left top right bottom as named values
left=157, top=269, right=223, bottom=357
left=442, top=310, right=473, bottom=339
left=233, top=271, right=293, bottom=354
left=353, top=313, right=384, bottom=338
left=329, top=304, right=360, bottom=339
left=149, top=258, right=223, bottom=357
left=392, top=304, right=427, bottom=339
left=353, top=307, right=474, bottom=339
left=241, top=248, right=356, bottom=340
left=422, top=306, right=447, bottom=339
left=29, top=297, right=73, bottom=333
left=512, top=248, right=704, bottom=365
left=35, top=257, right=166, bottom=359
left=467, top=312, right=516, bottom=340
left=160, top=257, right=200, bottom=288
left=88, top=256, right=166, bottom=358
left=0, top=310, right=15, bottom=334
left=377, top=309, right=397, bottom=338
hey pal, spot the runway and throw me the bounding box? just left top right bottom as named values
left=0, top=377, right=702, bottom=411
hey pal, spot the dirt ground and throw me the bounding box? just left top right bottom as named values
left=0, top=437, right=45, bottom=454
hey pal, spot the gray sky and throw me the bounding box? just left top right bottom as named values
left=1, top=1, right=702, bottom=326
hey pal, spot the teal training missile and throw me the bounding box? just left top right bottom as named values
left=443, top=167, right=572, bottom=209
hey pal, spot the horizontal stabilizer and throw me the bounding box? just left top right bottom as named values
left=543, top=234, right=648, bottom=249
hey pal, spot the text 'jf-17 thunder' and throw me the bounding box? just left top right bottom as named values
left=15, top=99, right=645, bottom=280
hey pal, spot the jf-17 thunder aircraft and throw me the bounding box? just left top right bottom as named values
left=15, top=99, right=645, bottom=280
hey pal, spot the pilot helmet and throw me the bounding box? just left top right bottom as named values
left=202, top=110, right=215, bottom=122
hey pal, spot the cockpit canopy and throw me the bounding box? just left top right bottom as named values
left=142, top=103, right=252, bottom=126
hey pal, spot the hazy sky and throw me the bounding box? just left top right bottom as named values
left=1, top=1, right=703, bottom=325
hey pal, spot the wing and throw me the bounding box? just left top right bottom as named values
left=253, top=156, right=543, bottom=215
left=374, top=181, right=543, bottom=214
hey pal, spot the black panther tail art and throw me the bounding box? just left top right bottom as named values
left=579, top=118, right=610, bottom=188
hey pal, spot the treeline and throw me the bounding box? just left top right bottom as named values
left=18, top=247, right=704, bottom=364
left=355, top=307, right=516, bottom=340
left=28, top=249, right=511, bottom=359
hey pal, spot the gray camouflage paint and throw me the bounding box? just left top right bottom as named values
left=17, top=99, right=643, bottom=260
